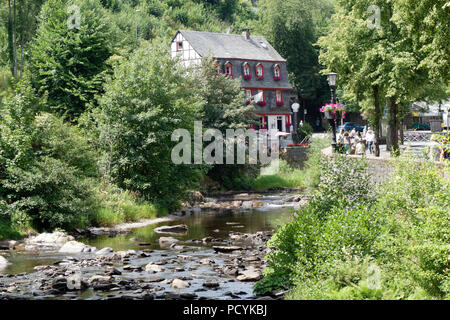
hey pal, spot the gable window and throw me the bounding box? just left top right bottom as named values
left=274, top=64, right=281, bottom=81
left=224, top=61, right=233, bottom=77
left=243, top=62, right=251, bottom=80
left=176, top=41, right=183, bottom=51
left=276, top=90, right=283, bottom=106
left=256, top=63, right=264, bottom=80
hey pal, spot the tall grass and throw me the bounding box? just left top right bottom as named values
left=92, top=183, right=167, bottom=227
left=252, top=136, right=330, bottom=191
left=0, top=219, right=23, bottom=240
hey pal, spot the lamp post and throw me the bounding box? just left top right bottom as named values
left=327, top=72, right=338, bottom=152
left=291, top=102, right=300, bottom=142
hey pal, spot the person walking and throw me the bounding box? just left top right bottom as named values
left=365, top=129, right=375, bottom=154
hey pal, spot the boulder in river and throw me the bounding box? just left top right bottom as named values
left=171, top=278, right=190, bottom=289
left=158, top=237, right=179, bottom=247
left=203, top=281, right=220, bottom=288
left=0, top=256, right=9, bottom=270
left=236, top=267, right=262, bottom=282
left=95, top=247, right=114, bottom=255
left=26, top=232, right=74, bottom=249
left=154, top=224, right=189, bottom=234
left=88, top=275, right=113, bottom=284
left=145, top=263, right=165, bottom=273
left=212, top=246, right=244, bottom=253
left=58, top=241, right=96, bottom=253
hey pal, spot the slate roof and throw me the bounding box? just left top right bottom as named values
left=178, top=30, right=286, bottom=62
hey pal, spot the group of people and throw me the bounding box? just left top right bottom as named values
left=337, top=127, right=375, bottom=155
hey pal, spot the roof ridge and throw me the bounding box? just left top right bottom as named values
left=179, top=29, right=266, bottom=39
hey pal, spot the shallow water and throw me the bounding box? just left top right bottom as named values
left=0, top=193, right=297, bottom=300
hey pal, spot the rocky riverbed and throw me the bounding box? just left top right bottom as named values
left=0, top=191, right=305, bottom=300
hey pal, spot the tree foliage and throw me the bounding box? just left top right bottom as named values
left=28, top=0, right=113, bottom=121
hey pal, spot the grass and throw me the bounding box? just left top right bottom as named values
left=92, top=183, right=167, bottom=227
left=0, top=219, right=24, bottom=241
left=252, top=136, right=330, bottom=191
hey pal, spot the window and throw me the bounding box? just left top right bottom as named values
left=245, top=88, right=252, bottom=104
left=276, top=90, right=283, bottom=106
left=243, top=63, right=250, bottom=75
left=257, top=89, right=266, bottom=106
left=224, top=61, right=233, bottom=77
left=243, top=62, right=251, bottom=80
left=274, top=64, right=281, bottom=80
left=216, top=62, right=221, bottom=74
left=256, top=63, right=264, bottom=80
left=176, top=41, right=183, bottom=51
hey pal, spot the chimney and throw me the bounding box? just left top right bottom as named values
left=242, top=29, right=250, bottom=40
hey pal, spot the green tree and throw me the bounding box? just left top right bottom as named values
left=28, top=0, right=113, bottom=121
left=93, top=41, right=205, bottom=208
left=318, top=0, right=448, bottom=155
left=256, top=0, right=335, bottom=116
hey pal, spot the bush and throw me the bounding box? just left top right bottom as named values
left=296, top=122, right=313, bottom=141
left=257, top=155, right=450, bottom=300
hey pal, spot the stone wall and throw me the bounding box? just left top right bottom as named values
left=321, top=146, right=447, bottom=184
left=282, top=147, right=309, bottom=169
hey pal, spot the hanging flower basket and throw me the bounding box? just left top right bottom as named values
left=324, top=111, right=333, bottom=119
left=320, top=103, right=345, bottom=120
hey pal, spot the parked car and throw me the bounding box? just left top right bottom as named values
left=411, top=122, right=430, bottom=130
left=337, top=122, right=365, bottom=132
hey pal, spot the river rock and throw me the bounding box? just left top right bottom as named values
left=203, top=281, right=220, bottom=288
left=0, top=256, right=9, bottom=270
left=212, top=246, right=244, bottom=253
left=145, top=263, right=165, bottom=273
left=88, top=275, right=113, bottom=284
left=58, top=241, right=96, bottom=253
left=159, top=237, right=179, bottom=247
left=236, top=267, right=262, bottom=282
left=95, top=247, right=114, bottom=255
left=154, top=224, right=188, bottom=234
left=171, top=279, right=190, bottom=289
left=199, top=258, right=215, bottom=264
left=26, top=232, right=74, bottom=248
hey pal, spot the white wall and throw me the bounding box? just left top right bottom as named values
left=171, top=33, right=202, bottom=67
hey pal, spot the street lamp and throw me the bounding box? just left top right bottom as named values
left=326, top=72, right=338, bottom=152
left=291, top=102, right=300, bottom=142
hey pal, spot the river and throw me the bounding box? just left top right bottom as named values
left=0, top=192, right=299, bottom=300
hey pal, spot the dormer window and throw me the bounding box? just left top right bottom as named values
left=274, top=64, right=281, bottom=81
left=224, top=61, right=233, bottom=77
left=243, top=62, right=251, bottom=80
left=256, top=63, right=264, bottom=80
left=276, top=90, right=283, bottom=106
